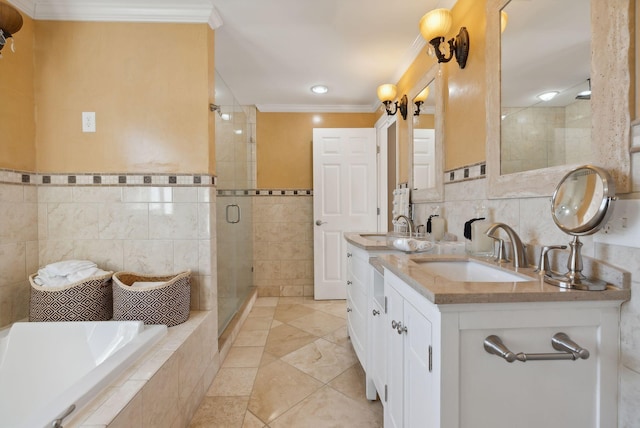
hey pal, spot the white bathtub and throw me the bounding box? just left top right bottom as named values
left=0, top=320, right=167, bottom=428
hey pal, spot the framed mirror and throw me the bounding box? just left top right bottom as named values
left=409, top=64, right=445, bottom=203
left=486, top=0, right=632, bottom=198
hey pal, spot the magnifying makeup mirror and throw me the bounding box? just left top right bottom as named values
left=545, top=165, right=616, bottom=291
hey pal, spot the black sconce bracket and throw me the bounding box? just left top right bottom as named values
left=383, top=94, right=408, bottom=120
left=429, top=27, right=469, bottom=69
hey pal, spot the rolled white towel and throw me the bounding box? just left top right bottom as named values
left=40, top=260, right=97, bottom=277
left=130, top=281, right=167, bottom=288
left=393, top=238, right=434, bottom=252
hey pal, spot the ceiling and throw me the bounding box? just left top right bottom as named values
left=211, top=0, right=454, bottom=112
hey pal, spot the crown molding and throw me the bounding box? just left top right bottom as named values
left=256, top=104, right=378, bottom=113
left=391, top=34, right=427, bottom=84
left=7, top=0, right=217, bottom=24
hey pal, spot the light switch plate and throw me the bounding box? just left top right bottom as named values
left=594, top=199, right=640, bottom=248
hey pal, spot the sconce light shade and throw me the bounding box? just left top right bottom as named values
left=413, top=86, right=430, bottom=116
left=419, top=8, right=452, bottom=43
left=377, top=84, right=407, bottom=120
left=0, top=1, right=23, bottom=53
left=500, top=11, right=508, bottom=33
left=377, top=84, right=398, bottom=103
left=414, top=86, right=430, bottom=103
left=419, top=8, right=469, bottom=69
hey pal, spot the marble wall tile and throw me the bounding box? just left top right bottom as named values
left=123, top=240, right=174, bottom=274
left=123, top=187, right=172, bottom=203
left=173, top=240, right=199, bottom=273
left=73, top=187, right=123, bottom=203
left=149, top=203, right=199, bottom=240
left=72, top=239, right=125, bottom=272
left=99, top=203, right=149, bottom=240
left=619, top=366, right=640, bottom=428
left=0, top=243, right=26, bottom=287
left=0, top=184, right=25, bottom=202
left=38, top=239, right=76, bottom=266
left=198, top=203, right=211, bottom=238
left=0, top=202, right=38, bottom=243
left=173, top=187, right=198, bottom=203
left=46, top=203, right=100, bottom=239
left=37, top=186, right=73, bottom=203
left=197, top=239, right=212, bottom=275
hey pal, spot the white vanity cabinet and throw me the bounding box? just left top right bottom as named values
left=383, top=268, right=625, bottom=428
left=345, top=242, right=392, bottom=401
left=385, top=274, right=437, bottom=428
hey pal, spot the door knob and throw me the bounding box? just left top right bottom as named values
left=315, top=220, right=327, bottom=226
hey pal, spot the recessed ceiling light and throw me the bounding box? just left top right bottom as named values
left=537, top=91, right=559, bottom=102
left=221, top=113, right=231, bottom=121
left=311, top=85, right=328, bottom=94
left=234, top=129, right=242, bottom=135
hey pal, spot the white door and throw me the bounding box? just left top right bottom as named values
left=413, top=128, right=435, bottom=189
left=313, top=128, right=377, bottom=300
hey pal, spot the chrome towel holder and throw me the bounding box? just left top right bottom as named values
left=484, top=333, right=590, bottom=363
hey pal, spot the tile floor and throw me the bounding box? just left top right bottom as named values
left=189, top=297, right=383, bottom=427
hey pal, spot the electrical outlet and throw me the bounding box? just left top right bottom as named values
left=594, top=199, right=640, bottom=248
left=82, top=112, right=96, bottom=133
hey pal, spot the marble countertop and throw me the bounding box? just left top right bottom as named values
left=345, top=231, right=630, bottom=305
left=377, top=253, right=631, bottom=305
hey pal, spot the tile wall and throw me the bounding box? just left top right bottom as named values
left=252, top=194, right=314, bottom=298
left=0, top=171, right=218, bottom=329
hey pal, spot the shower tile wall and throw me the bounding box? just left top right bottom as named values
left=252, top=194, right=314, bottom=297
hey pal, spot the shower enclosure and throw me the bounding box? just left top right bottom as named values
left=214, top=71, right=255, bottom=336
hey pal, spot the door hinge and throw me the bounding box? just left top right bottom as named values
left=384, top=296, right=388, bottom=313
left=377, top=145, right=381, bottom=154
left=384, top=384, right=388, bottom=402
left=377, top=207, right=380, bottom=215
left=429, top=345, right=433, bottom=372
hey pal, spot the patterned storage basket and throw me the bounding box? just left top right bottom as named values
left=112, top=271, right=191, bottom=327
left=29, top=272, right=114, bottom=322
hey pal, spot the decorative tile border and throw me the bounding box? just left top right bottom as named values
left=217, top=189, right=313, bottom=196
left=444, top=161, right=486, bottom=184
left=0, top=169, right=216, bottom=186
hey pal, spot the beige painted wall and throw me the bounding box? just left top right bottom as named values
left=34, top=21, right=214, bottom=174
left=256, top=112, right=377, bottom=189
left=0, top=12, right=36, bottom=171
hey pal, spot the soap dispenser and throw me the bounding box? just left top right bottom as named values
left=464, top=205, right=494, bottom=256
left=426, top=206, right=445, bottom=241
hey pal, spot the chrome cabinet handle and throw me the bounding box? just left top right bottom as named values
left=347, top=280, right=352, bottom=285
left=396, top=323, right=407, bottom=335
left=372, top=309, right=380, bottom=316
left=391, top=320, right=398, bottom=329
left=484, top=333, right=590, bottom=363
left=347, top=307, right=352, bottom=313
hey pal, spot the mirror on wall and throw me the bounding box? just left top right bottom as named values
left=486, top=0, right=632, bottom=198
left=409, top=65, right=444, bottom=203
left=500, top=0, right=591, bottom=176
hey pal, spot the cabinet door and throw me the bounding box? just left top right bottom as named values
left=403, top=300, right=435, bottom=428
left=385, top=285, right=404, bottom=428
left=370, top=297, right=386, bottom=398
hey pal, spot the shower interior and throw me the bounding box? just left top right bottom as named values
left=214, top=71, right=256, bottom=336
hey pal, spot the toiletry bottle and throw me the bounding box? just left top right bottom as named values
left=426, top=206, right=445, bottom=241
left=464, top=205, right=494, bottom=256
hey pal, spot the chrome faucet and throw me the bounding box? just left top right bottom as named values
left=485, top=223, right=528, bottom=268
left=394, top=215, right=415, bottom=237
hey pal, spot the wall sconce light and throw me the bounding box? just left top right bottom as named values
left=500, top=11, right=508, bottom=33
left=0, top=1, right=23, bottom=57
left=377, top=84, right=408, bottom=120
left=413, top=86, right=430, bottom=116
left=419, top=8, right=469, bottom=69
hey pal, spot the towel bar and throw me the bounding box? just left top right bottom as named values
left=483, top=332, right=590, bottom=363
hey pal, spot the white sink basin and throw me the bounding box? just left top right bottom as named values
left=414, top=260, right=533, bottom=283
